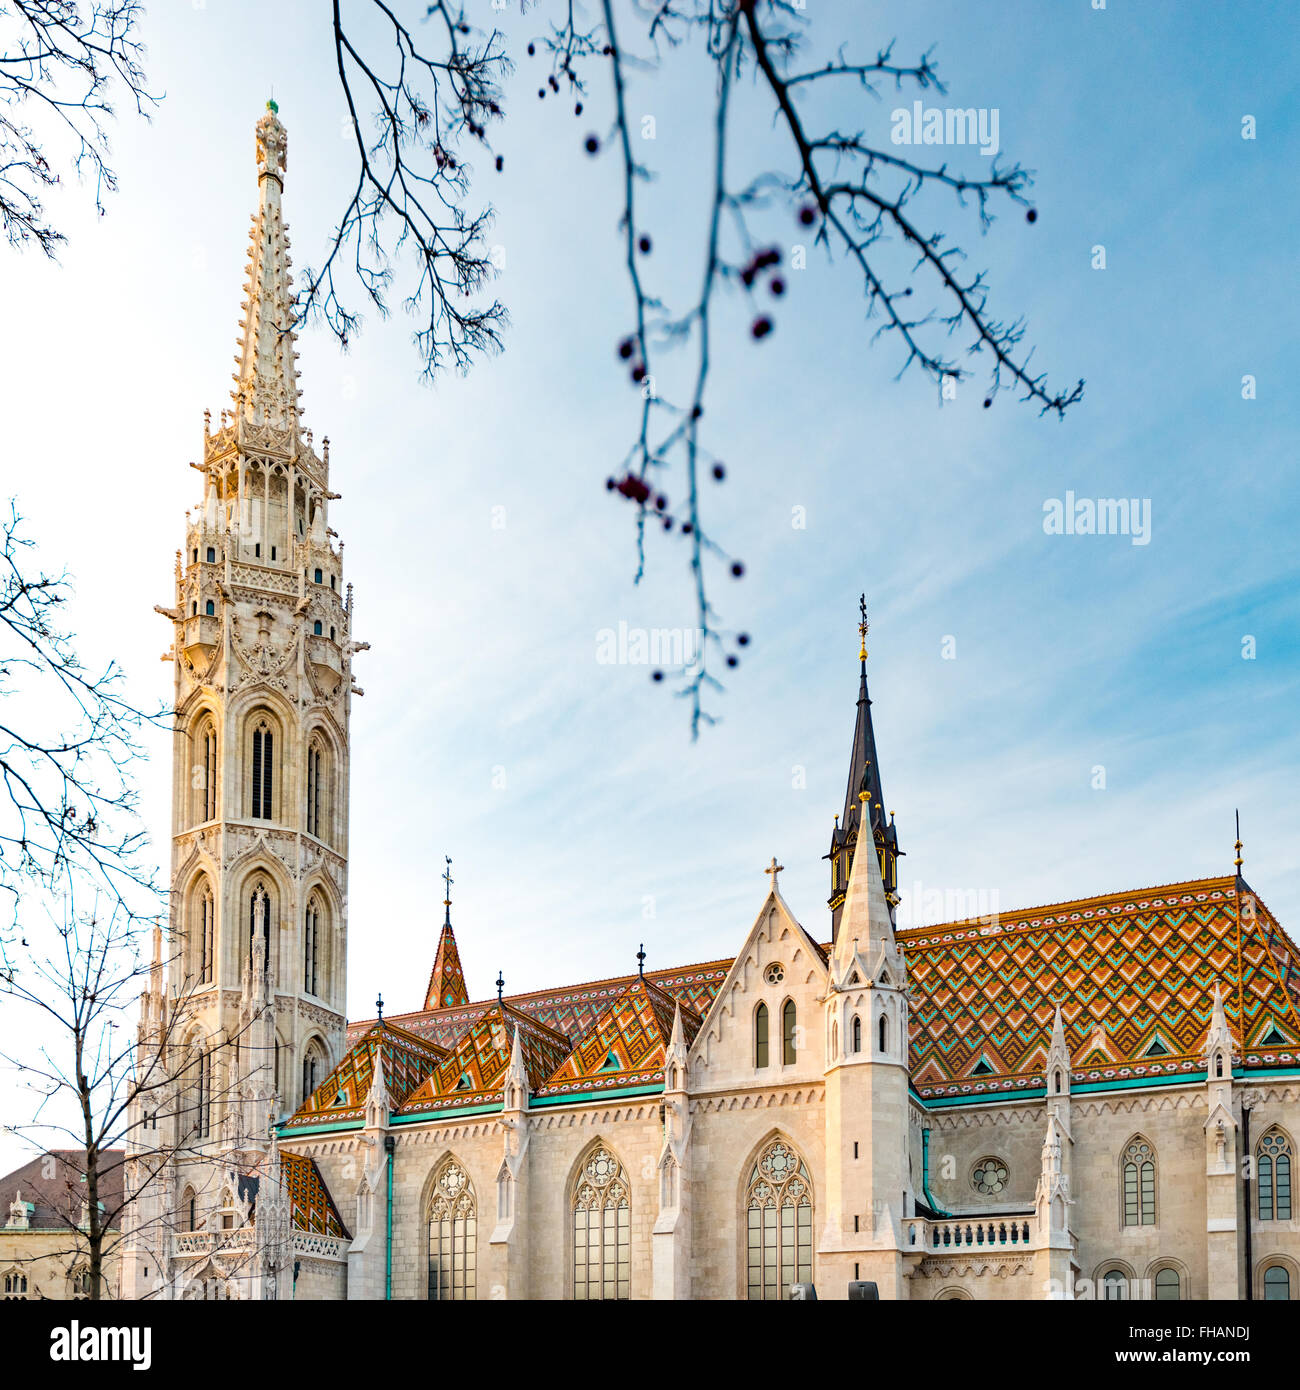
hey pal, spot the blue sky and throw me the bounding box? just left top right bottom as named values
left=1, top=0, right=1297, bottom=1086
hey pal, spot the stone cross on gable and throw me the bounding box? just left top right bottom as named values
left=765, top=857, right=784, bottom=891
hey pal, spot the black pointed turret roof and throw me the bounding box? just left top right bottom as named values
left=827, top=598, right=901, bottom=940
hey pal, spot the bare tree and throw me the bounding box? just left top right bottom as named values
left=0, top=503, right=161, bottom=931
left=299, top=0, right=511, bottom=376
left=0, top=0, right=156, bottom=256
left=316, top=1, right=1083, bottom=733
left=0, top=872, right=281, bottom=1300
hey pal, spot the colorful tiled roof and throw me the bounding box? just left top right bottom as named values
left=398, top=1002, right=572, bottom=1118
left=536, top=976, right=703, bottom=1100
left=283, top=1020, right=446, bottom=1131
left=423, top=918, right=469, bottom=1011
left=353, top=959, right=731, bottom=1053
left=903, top=876, right=1300, bottom=1101
left=280, top=1150, right=349, bottom=1237
left=327, top=876, right=1297, bottom=1117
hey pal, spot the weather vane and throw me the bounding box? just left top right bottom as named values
left=443, top=855, right=453, bottom=906
left=858, top=592, right=869, bottom=664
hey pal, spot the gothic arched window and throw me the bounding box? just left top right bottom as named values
left=878, top=1012, right=888, bottom=1055
left=199, top=886, right=215, bottom=986
left=182, top=1188, right=196, bottom=1232
left=193, top=1049, right=212, bottom=1140
left=1122, top=1136, right=1156, bottom=1226
left=851, top=1014, right=862, bottom=1053
left=247, top=884, right=273, bottom=976
left=314, top=568, right=323, bottom=584
left=205, top=599, right=215, bottom=616
left=249, top=718, right=274, bottom=820
left=313, top=620, right=322, bottom=636
left=745, top=1138, right=813, bottom=1300
left=1263, top=1264, right=1291, bottom=1300
left=572, top=1146, right=630, bottom=1300
left=3, top=1270, right=29, bottom=1298
left=426, top=1160, right=477, bottom=1301
left=754, top=1002, right=769, bottom=1068
left=305, top=738, right=327, bottom=841
left=301, top=1042, right=322, bottom=1105
left=303, top=897, right=322, bottom=996
left=781, top=1000, right=797, bottom=1065
left=192, top=718, right=218, bottom=824
left=1257, top=1130, right=1292, bottom=1221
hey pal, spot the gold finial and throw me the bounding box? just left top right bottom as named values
left=858, top=592, right=869, bottom=663
left=1233, top=809, right=1243, bottom=872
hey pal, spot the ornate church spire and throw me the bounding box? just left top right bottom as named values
left=231, top=100, right=302, bottom=432
left=827, top=595, right=902, bottom=939
left=424, top=856, right=470, bottom=1010
left=830, top=784, right=902, bottom=987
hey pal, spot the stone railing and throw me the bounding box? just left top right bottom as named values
left=291, top=1230, right=347, bottom=1261
left=173, top=1227, right=258, bottom=1258
left=908, top=1216, right=1034, bottom=1251
left=229, top=561, right=297, bottom=595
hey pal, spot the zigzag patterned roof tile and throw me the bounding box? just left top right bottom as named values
left=537, top=975, right=703, bottom=1100
left=282, top=1020, right=446, bottom=1130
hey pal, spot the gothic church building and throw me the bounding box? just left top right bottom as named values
left=122, top=108, right=1300, bottom=1302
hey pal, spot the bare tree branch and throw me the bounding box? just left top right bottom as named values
left=0, top=503, right=164, bottom=935
left=0, top=0, right=157, bottom=256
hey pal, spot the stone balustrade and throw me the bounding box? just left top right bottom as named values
left=907, top=1215, right=1034, bottom=1250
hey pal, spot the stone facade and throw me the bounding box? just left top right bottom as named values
left=121, top=107, right=1300, bottom=1302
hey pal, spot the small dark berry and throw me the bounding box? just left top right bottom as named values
left=638, top=234, right=651, bottom=254
left=769, top=276, right=785, bottom=297
left=731, top=561, right=745, bottom=579
left=618, top=337, right=635, bottom=360
left=602, top=44, right=612, bottom=55
left=495, top=155, right=503, bottom=172
left=691, top=405, right=702, bottom=420
left=527, top=42, right=536, bottom=56
left=655, top=494, right=667, bottom=511
left=630, top=362, right=646, bottom=383
left=651, top=669, right=664, bottom=682
left=798, top=202, right=817, bottom=226
left=575, top=102, right=583, bottom=116
left=983, top=397, right=993, bottom=409
left=585, top=135, right=599, bottom=154
left=711, top=463, right=726, bottom=482
left=538, top=89, right=546, bottom=99
left=605, top=477, right=616, bottom=491
left=1026, top=207, right=1038, bottom=223
left=726, top=654, right=739, bottom=668
left=751, top=315, right=773, bottom=340
left=662, top=517, right=673, bottom=531
left=681, top=522, right=693, bottom=535
left=740, top=266, right=755, bottom=288
left=737, top=632, right=750, bottom=647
